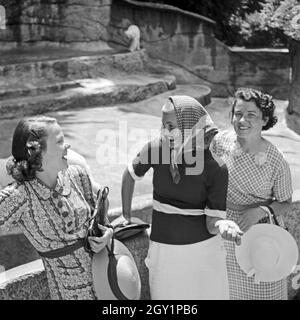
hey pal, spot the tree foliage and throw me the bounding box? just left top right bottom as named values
left=134, top=0, right=264, bottom=45
left=133, top=0, right=288, bottom=47
left=259, top=0, right=300, bottom=41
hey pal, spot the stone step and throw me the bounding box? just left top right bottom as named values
left=0, top=49, right=148, bottom=86
left=0, top=80, right=81, bottom=101
left=0, top=75, right=176, bottom=119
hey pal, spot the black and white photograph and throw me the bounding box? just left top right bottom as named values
left=0, top=0, right=300, bottom=307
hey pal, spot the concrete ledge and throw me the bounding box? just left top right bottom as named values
left=0, top=50, right=148, bottom=85
left=0, top=74, right=176, bottom=119
left=1, top=199, right=300, bottom=300
left=0, top=260, right=49, bottom=300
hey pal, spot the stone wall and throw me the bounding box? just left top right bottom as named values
left=0, top=0, right=290, bottom=98
left=108, top=0, right=290, bottom=99
left=227, top=48, right=290, bottom=100
left=0, top=0, right=112, bottom=51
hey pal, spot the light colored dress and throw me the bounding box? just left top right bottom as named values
left=211, top=130, right=293, bottom=300
left=0, top=165, right=96, bottom=300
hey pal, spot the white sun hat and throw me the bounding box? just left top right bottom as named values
left=92, top=238, right=141, bottom=300
left=235, top=223, right=298, bottom=284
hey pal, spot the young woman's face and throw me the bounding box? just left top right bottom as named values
left=41, top=122, right=69, bottom=174
left=162, top=109, right=178, bottom=132
left=161, top=109, right=182, bottom=148
left=232, top=99, right=267, bottom=139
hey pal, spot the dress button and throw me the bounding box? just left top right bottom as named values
left=52, top=191, right=59, bottom=198
left=67, top=221, right=73, bottom=227
left=57, top=201, right=63, bottom=208
left=62, top=211, right=69, bottom=218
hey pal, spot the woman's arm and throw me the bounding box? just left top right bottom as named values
left=121, top=141, right=153, bottom=222
left=268, top=198, right=292, bottom=217
left=206, top=216, right=221, bottom=235
left=121, top=168, right=136, bottom=222
left=237, top=199, right=292, bottom=232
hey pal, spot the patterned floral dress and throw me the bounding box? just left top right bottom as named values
left=211, top=130, right=293, bottom=300
left=0, top=165, right=97, bottom=300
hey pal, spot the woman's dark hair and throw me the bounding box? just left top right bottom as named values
left=231, top=87, right=278, bottom=131
left=6, top=116, right=57, bottom=182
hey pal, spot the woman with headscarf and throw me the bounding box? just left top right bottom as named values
left=121, top=95, right=243, bottom=300
left=210, top=87, right=293, bottom=300
left=0, top=116, right=113, bottom=299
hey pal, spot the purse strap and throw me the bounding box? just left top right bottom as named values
left=105, top=237, right=129, bottom=300
left=266, top=205, right=280, bottom=226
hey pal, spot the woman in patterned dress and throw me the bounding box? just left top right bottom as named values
left=211, top=87, right=293, bottom=300
left=121, top=95, right=243, bottom=300
left=0, top=116, right=113, bottom=299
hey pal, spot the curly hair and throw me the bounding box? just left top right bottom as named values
left=6, top=116, right=57, bottom=182
left=231, top=87, right=278, bottom=131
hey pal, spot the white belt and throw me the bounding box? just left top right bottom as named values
left=153, top=200, right=226, bottom=219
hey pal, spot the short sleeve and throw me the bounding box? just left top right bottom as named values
left=0, top=183, right=27, bottom=232
left=128, top=141, right=153, bottom=181
left=273, top=157, right=293, bottom=202
left=207, top=164, right=228, bottom=211
left=210, top=131, right=229, bottom=158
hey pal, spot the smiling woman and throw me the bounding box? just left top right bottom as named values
left=211, top=87, right=294, bottom=300
left=0, top=116, right=113, bottom=299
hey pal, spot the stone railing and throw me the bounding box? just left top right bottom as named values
left=1, top=198, right=300, bottom=300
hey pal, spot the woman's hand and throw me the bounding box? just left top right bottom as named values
left=236, top=207, right=265, bottom=232
left=111, top=214, right=131, bottom=228
left=215, top=220, right=243, bottom=245
left=88, top=225, right=113, bottom=253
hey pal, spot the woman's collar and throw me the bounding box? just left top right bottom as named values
left=30, top=170, right=71, bottom=200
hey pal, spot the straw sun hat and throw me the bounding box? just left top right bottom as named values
left=235, top=224, right=298, bottom=283
left=92, top=238, right=141, bottom=300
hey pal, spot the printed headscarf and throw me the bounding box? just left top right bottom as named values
left=165, top=95, right=218, bottom=184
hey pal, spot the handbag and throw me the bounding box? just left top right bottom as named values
left=84, top=187, right=110, bottom=252
left=112, top=216, right=150, bottom=241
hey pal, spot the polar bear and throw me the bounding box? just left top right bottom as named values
left=124, top=25, right=140, bottom=52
